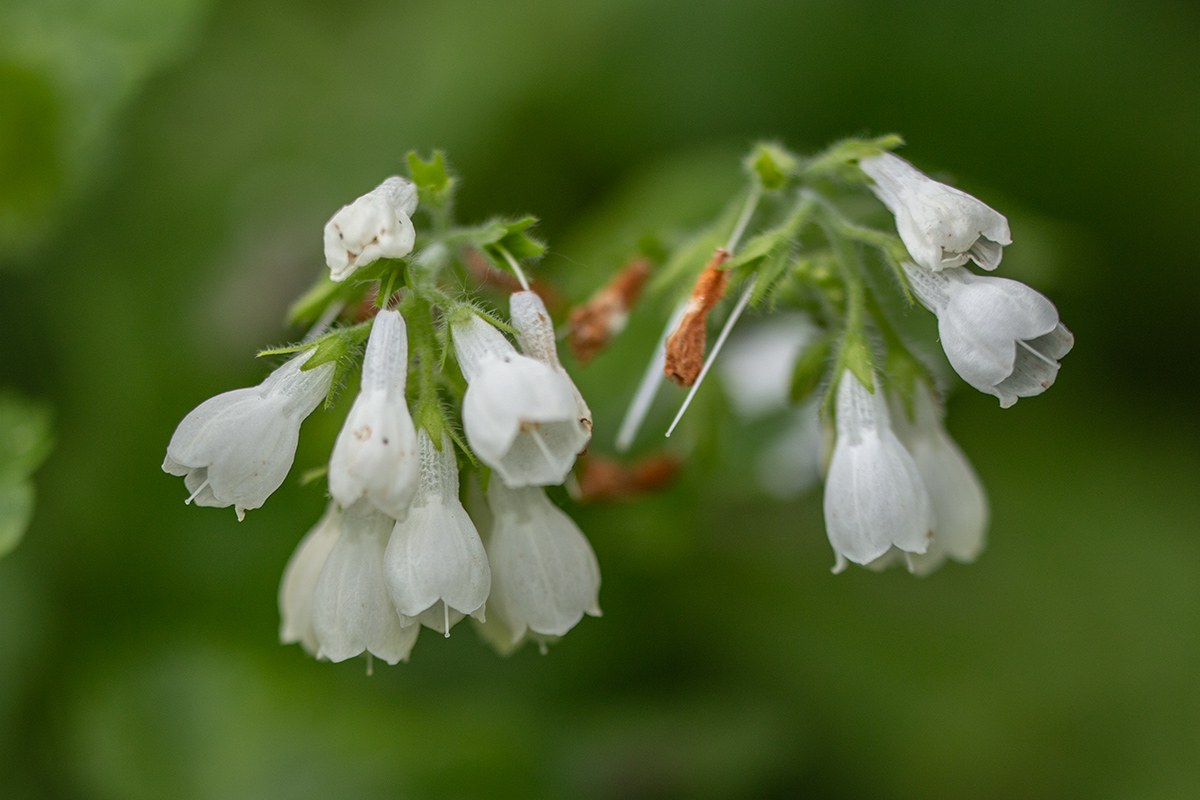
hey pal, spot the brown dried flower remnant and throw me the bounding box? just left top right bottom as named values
left=571, top=452, right=682, bottom=503
left=663, top=248, right=730, bottom=387
left=567, top=257, right=652, bottom=364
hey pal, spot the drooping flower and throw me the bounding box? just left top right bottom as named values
left=485, top=482, right=601, bottom=645
left=279, top=501, right=342, bottom=655
left=383, top=430, right=490, bottom=635
left=323, top=176, right=419, bottom=281
left=328, top=309, right=420, bottom=519
left=162, top=350, right=334, bottom=521
left=886, top=383, right=989, bottom=575
left=451, top=313, right=587, bottom=487
left=823, top=371, right=933, bottom=571
left=311, top=499, right=418, bottom=664
left=509, top=290, right=593, bottom=441
left=860, top=152, right=1011, bottom=273
left=903, top=261, right=1074, bottom=408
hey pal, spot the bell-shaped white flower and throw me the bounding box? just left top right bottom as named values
left=279, top=502, right=342, bottom=655
left=887, top=383, right=989, bottom=575
left=323, top=176, right=419, bottom=281
left=823, top=371, right=933, bottom=571
left=860, top=152, right=1011, bottom=273
left=510, top=290, right=593, bottom=441
left=163, top=350, right=333, bottom=521
left=312, top=499, right=418, bottom=664
left=486, top=482, right=601, bottom=645
left=452, top=314, right=586, bottom=487
left=903, top=262, right=1074, bottom=408
left=383, top=430, right=490, bottom=635
left=328, top=310, right=420, bottom=519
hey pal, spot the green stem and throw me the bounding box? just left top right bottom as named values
left=403, top=290, right=445, bottom=447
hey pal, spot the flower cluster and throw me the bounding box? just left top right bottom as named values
left=165, top=162, right=600, bottom=665
left=600, top=139, right=1071, bottom=576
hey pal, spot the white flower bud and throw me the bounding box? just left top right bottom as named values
left=860, top=152, right=1011, bottom=273
left=509, top=290, right=592, bottom=441
left=903, top=262, right=1074, bottom=408
left=328, top=310, right=420, bottom=519
left=312, top=499, right=418, bottom=664
left=823, top=372, right=933, bottom=570
left=889, top=384, right=989, bottom=575
left=485, top=482, right=601, bottom=644
left=384, top=431, right=490, bottom=634
left=452, top=314, right=586, bottom=488
left=278, top=502, right=341, bottom=655
left=162, top=350, right=333, bottom=521
left=323, top=176, right=418, bottom=281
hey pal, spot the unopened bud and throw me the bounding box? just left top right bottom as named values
left=566, top=258, right=651, bottom=364
left=663, top=249, right=730, bottom=387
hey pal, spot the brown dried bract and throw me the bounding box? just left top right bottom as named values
left=572, top=452, right=682, bottom=503
left=566, top=257, right=651, bottom=364
left=663, top=248, right=730, bottom=387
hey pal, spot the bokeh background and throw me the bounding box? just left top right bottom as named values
left=3, top=0, right=1199, bottom=797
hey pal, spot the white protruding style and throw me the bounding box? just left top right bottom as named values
left=903, top=262, right=1074, bottom=408
left=163, top=350, right=334, bottom=521
left=823, top=371, right=933, bottom=571
left=888, top=383, right=989, bottom=575
left=328, top=310, right=420, bottom=519
left=279, top=502, right=342, bottom=655
left=452, top=313, right=586, bottom=488
left=860, top=152, right=1011, bottom=273
left=509, top=290, right=593, bottom=442
left=324, top=176, right=419, bottom=281
left=312, top=499, right=418, bottom=665
left=384, top=430, right=491, bottom=635
left=485, top=482, right=601, bottom=645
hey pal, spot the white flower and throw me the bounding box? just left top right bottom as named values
left=323, top=176, right=419, bottom=281
left=452, top=313, right=586, bottom=487
left=328, top=310, right=420, bottom=519
left=278, top=502, right=341, bottom=655
left=162, top=350, right=333, bottom=521
left=509, top=290, right=593, bottom=440
left=903, top=261, right=1074, bottom=408
left=823, top=371, right=933, bottom=571
left=485, top=482, right=601, bottom=645
left=860, top=152, right=1011, bottom=273
left=886, top=383, right=989, bottom=575
left=312, top=499, right=418, bottom=664
left=383, top=430, right=490, bottom=635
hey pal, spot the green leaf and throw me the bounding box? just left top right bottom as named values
left=0, top=481, right=34, bottom=559
left=406, top=150, right=455, bottom=207
left=0, top=393, right=53, bottom=484
left=744, top=142, right=799, bottom=191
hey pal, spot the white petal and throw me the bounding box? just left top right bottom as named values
left=511, top=291, right=593, bottom=441
left=719, top=313, right=818, bottom=420
left=755, top=402, right=822, bottom=499
left=823, top=374, right=932, bottom=565
left=383, top=432, right=490, bottom=625
left=322, top=178, right=417, bottom=281
left=279, top=503, right=342, bottom=654
left=312, top=501, right=416, bottom=664
left=486, top=483, right=601, bottom=642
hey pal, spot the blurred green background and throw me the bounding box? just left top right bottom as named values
left=2, top=0, right=1199, bottom=797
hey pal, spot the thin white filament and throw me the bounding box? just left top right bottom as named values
left=614, top=301, right=686, bottom=452
left=185, top=477, right=210, bottom=505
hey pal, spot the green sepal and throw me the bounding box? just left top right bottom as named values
left=789, top=333, right=834, bottom=404
left=744, top=142, right=799, bottom=191
left=802, top=134, right=904, bottom=182
left=0, top=393, right=53, bottom=484
left=448, top=217, right=546, bottom=261
left=258, top=321, right=372, bottom=408
left=406, top=150, right=455, bottom=207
